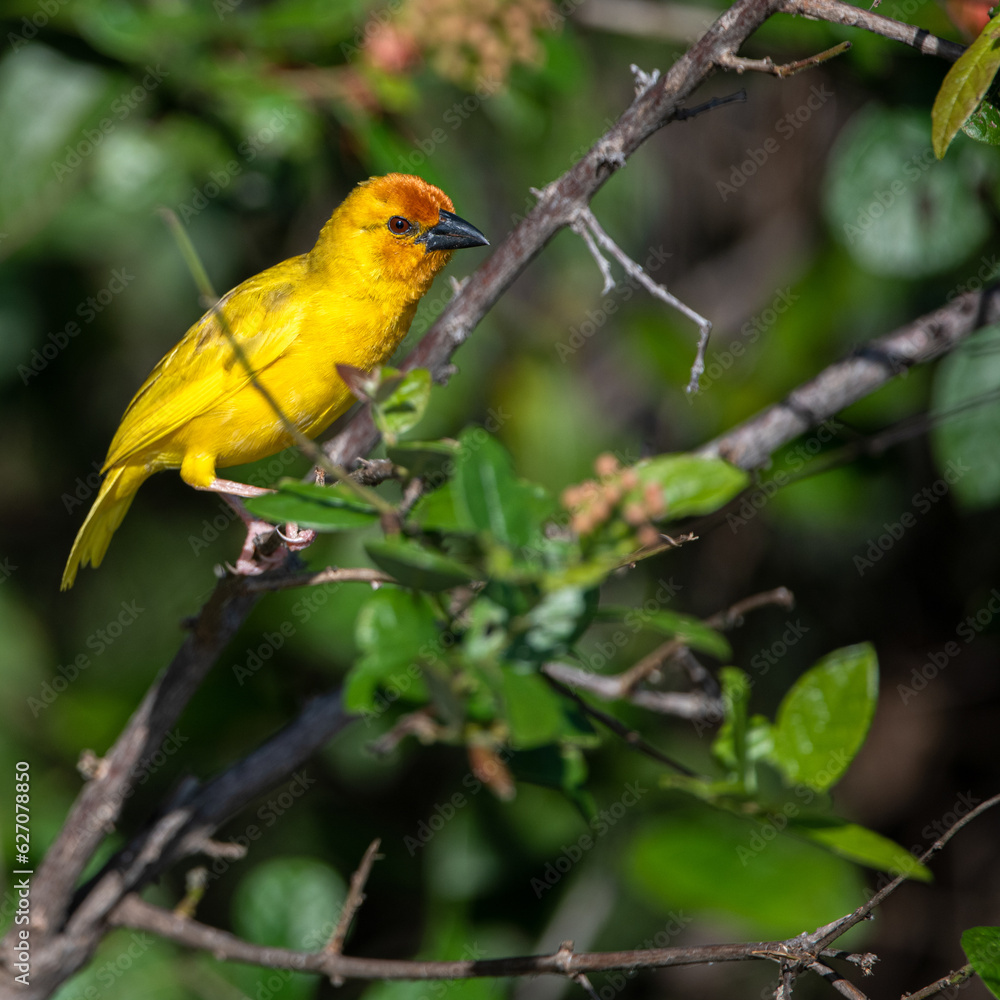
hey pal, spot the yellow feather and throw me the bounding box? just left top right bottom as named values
left=62, top=173, right=487, bottom=589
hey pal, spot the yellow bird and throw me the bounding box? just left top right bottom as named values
left=62, top=173, right=488, bottom=589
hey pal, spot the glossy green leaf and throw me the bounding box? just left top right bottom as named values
left=790, top=818, right=931, bottom=881
left=770, top=643, right=878, bottom=791
left=373, top=367, right=433, bottom=443
left=365, top=537, right=477, bottom=591
left=595, top=605, right=731, bottom=659
left=345, top=590, right=438, bottom=711
left=502, top=670, right=567, bottom=748
left=245, top=480, right=379, bottom=531
left=453, top=428, right=553, bottom=548
left=632, top=454, right=748, bottom=521
left=962, top=926, right=1000, bottom=998
left=410, top=481, right=476, bottom=534
left=387, top=439, right=460, bottom=482
left=962, top=97, right=1000, bottom=145
left=931, top=325, right=1000, bottom=509
left=932, top=14, right=1000, bottom=158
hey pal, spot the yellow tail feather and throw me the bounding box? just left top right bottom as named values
left=61, top=465, right=150, bottom=590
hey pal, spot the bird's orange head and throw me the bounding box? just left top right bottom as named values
left=313, top=173, right=489, bottom=302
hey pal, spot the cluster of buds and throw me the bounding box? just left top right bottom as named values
left=398, top=0, right=551, bottom=87
left=561, top=453, right=666, bottom=548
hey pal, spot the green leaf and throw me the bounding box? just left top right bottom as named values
left=931, top=324, right=1000, bottom=509
left=595, top=605, right=731, bottom=659
left=365, top=537, right=477, bottom=591
left=245, top=480, right=379, bottom=532
left=962, top=97, right=1000, bottom=145
left=628, top=809, right=861, bottom=939
left=962, top=927, right=1000, bottom=998
left=387, top=439, right=460, bottom=482
left=713, top=668, right=752, bottom=782
left=232, top=857, right=345, bottom=950
left=933, top=13, right=1000, bottom=158
left=502, top=670, right=568, bottom=748
left=372, top=367, right=432, bottom=443
left=770, top=643, right=878, bottom=791
left=523, top=587, right=588, bottom=655
left=345, top=590, right=438, bottom=711
left=632, top=454, right=748, bottom=521
left=410, top=481, right=476, bottom=534
left=453, top=428, right=554, bottom=549
left=789, top=818, right=931, bottom=881
left=824, top=106, right=990, bottom=277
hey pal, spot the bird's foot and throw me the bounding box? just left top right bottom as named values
left=225, top=519, right=292, bottom=577
left=277, top=522, right=317, bottom=551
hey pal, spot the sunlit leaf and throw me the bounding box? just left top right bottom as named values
left=770, top=643, right=878, bottom=791
left=962, top=927, right=1000, bottom=998
left=932, top=14, right=1000, bottom=157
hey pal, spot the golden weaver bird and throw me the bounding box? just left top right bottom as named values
left=62, top=173, right=489, bottom=590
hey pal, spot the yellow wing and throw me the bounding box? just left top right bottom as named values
left=104, top=256, right=309, bottom=471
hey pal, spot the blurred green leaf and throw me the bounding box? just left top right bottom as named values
left=595, top=605, right=731, bottom=659
left=932, top=14, right=1000, bottom=157
left=345, top=590, right=438, bottom=711
left=628, top=809, right=860, bottom=938
left=633, top=454, right=749, bottom=521
left=523, top=587, right=588, bottom=655
left=232, top=856, right=345, bottom=950
left=931, top=325, right=1000, bottom=509
left=245, top=480, right=379, bottom=531
left=824, top=106, right=989, bottom=276
left=770, top=643, right=878, bottom=791
left=713, top=667, right=752, bottom=782
left=502, top=670, right=567, bottom=748
left=373, top=367, right=433, bottom=443
left=365, top=537, right=477, bottom=591
left=789, top=818, right=931, bottom=880
left=962, top=927, right=1000, bottom=998
left=388, top=439, right=461, bottom=481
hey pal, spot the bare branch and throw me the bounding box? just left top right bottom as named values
left=901, top=965, right=976, bottom=1000
left=326, top=839, right=383, bottom=964
left=778, top=0, right=964, bottom=60
left=718, top=40, right=851, bottom=76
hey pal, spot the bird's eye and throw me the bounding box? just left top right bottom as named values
left=387, top=216, right=412, bottom=235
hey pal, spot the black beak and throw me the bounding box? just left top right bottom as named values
left=419, top=210, right=490, bottom=252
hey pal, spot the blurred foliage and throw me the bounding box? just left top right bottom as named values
left=2, top=0, right=1000, bottom=999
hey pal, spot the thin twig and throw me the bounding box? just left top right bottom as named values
left=718, top=40, right=851, bottom=75
left=572, top=205, right=712, bottom=394
left=243, top=566, right=394, bottom=593
left=901, top=965, right=976, bottom=1000
left=326, top=839, right=383, bottom=966
left=543, top=673, right=699, bottom=775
